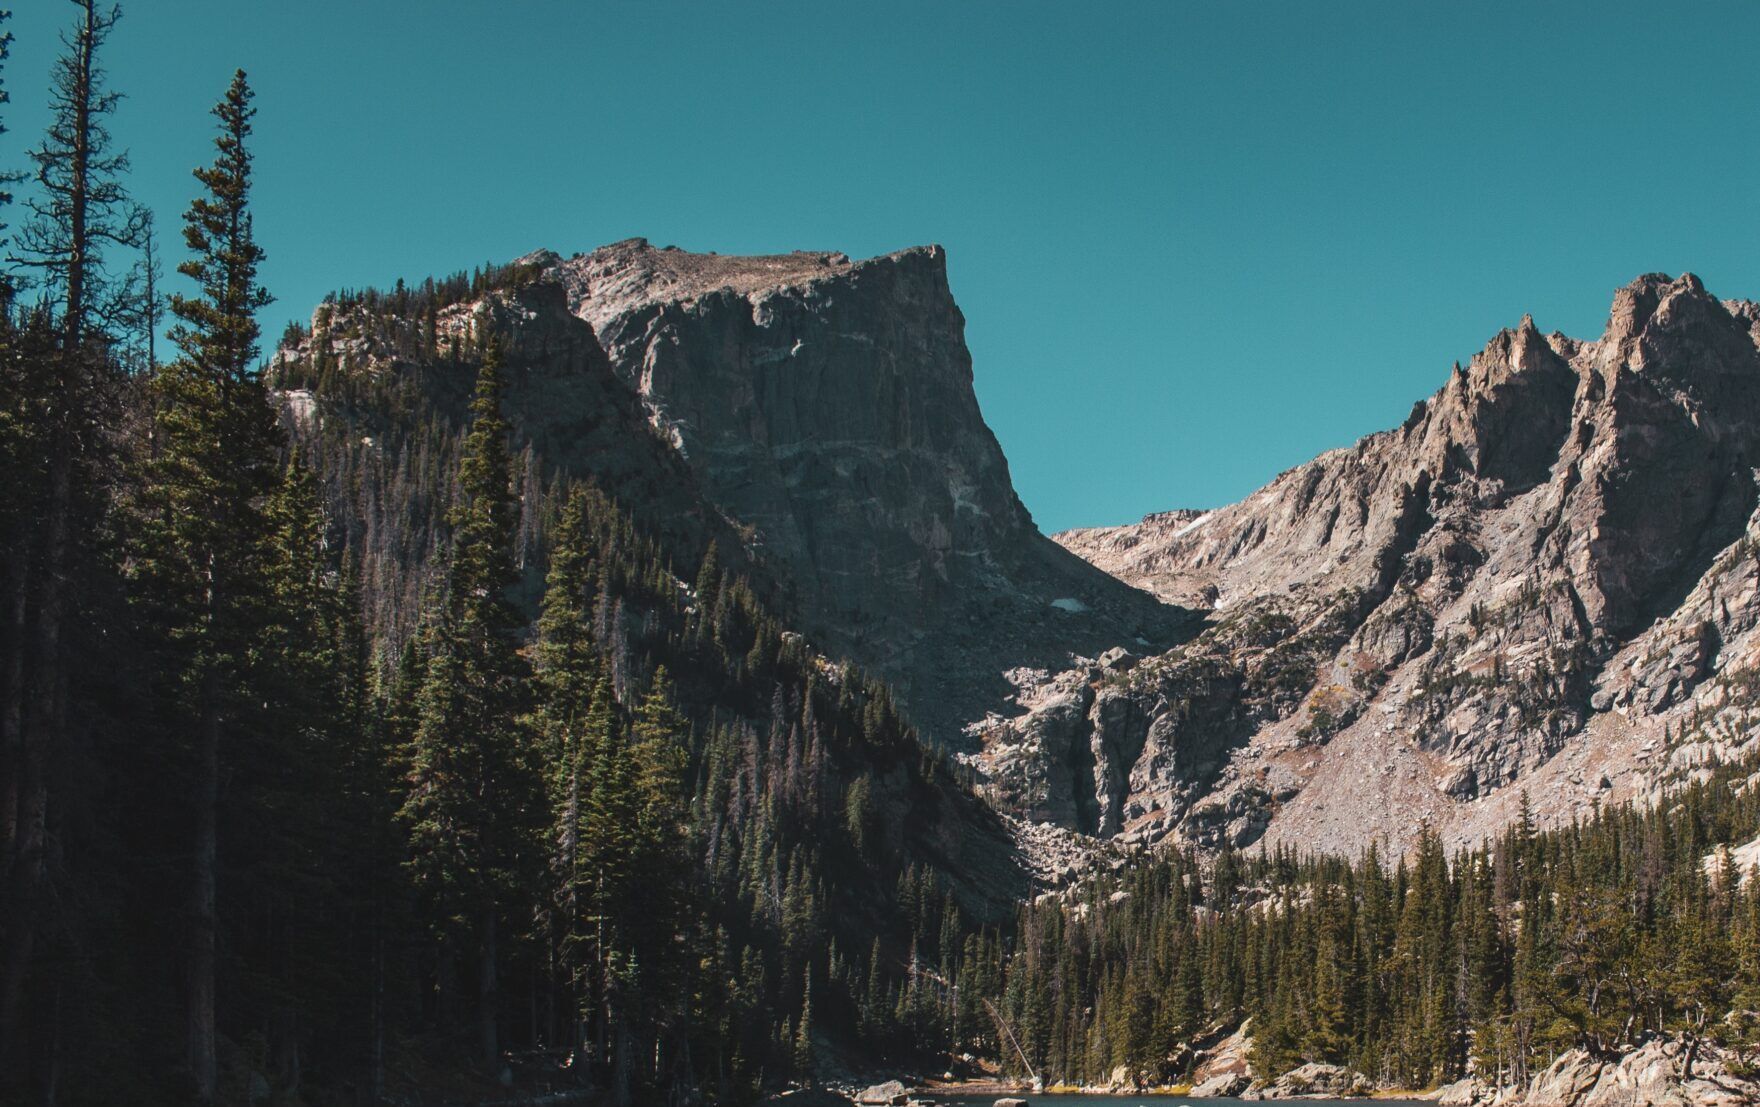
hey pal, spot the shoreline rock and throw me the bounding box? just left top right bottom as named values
left=1426, top=1035, right=1757, bottom=1106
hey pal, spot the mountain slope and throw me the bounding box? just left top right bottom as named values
left=535, top=239, right=1190, bottom=745
left=1045, top=273, right=1760, bottom=853
left=269, top=264, right=1030, bottom=919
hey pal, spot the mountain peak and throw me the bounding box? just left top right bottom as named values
left=1588, top=270, right=1758, bottom=386
left=1048, top=270, right=1760, bottom=857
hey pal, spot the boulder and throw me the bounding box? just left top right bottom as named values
left=1433, top=1077, right=1488, bottom=1106
left=1523, top=1050, right=1606, bottom=1105
left=1190, top=1071, right=1250, bottom=1097
left=993, top=1099, right=1028, bottom=1107
left=1098, top=646, right=1139, bottom=672
left=763, top=1092, right=855, bottom=1107
left=854, top=1080, right=909, bottom=1106
left=1266, top=1062, right=1372, bottom=1098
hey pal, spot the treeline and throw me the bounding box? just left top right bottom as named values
left=0, top=4, right=1005, bottom=1105
left=988, top=776, right=1760, bottom=1090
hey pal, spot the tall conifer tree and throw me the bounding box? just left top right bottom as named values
left=131, top=68, right=277, bottom=1104
left=399, top=340, right=540, bottom=1071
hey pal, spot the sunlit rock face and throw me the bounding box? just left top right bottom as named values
left=1045, top=273, right=1760, bottom=856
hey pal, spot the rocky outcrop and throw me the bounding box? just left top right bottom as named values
left=1189, top=1020, right=1255, bottom=1094
left=1041, top=274, right=1760, bottom=854
left=1434, top=1077, right=1489, bottom=1106
left=1189, top=1071, right=1250, bottom=1097
left=1446, top=1037, right=1756, bottom=1105
left=852, top=1080, right=909, bottom=1105
left=1245, top=1062, right=1373, bottom=1099
left=532, top=239, right=1188, bottom=745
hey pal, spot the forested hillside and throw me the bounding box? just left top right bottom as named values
left=0, top=5, right=1022, bottom=1103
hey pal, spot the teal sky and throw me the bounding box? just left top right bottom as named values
left=8, top=2, right=1760, bottom=532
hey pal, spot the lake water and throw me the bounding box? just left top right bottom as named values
left=922, top=1091, right=1429, bottom=1098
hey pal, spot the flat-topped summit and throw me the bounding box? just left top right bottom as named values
left=527, top=237, right=1185, bottom=743
left=529, top=239, right=946, bottom=337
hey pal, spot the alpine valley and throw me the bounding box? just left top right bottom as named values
left=263, top=240, right=1760, bottom=1104
left=8, top=16, right=1760, bottom=1103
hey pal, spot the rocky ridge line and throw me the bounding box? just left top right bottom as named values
left=1019, top=274, right=1760, bottom=855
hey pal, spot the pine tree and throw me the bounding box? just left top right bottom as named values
left=0, top=1, right=141, bottom=1073
left=398, top=339, right=540, bottom=1071
left=794, top=969, right=815, bottom=1081
left=129, top=68, right=278, bottom=1104
left=0, top=10, right=21, bottom=288
left=532, top=487, right=609, bottom=1063
left=13, top=0, right=146, bottom=340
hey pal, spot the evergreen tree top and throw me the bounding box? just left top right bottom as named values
left=170, top=68, right=269, bottom=381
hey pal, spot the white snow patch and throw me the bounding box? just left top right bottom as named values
left=1173, top=511, right=1213, bottom=539
left=1050, top=597, right=1089, bottom=613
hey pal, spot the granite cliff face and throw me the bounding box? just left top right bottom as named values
left=529, top=239, right=1187, bottom=744
left=1040, top=273, right=1760, bottom=854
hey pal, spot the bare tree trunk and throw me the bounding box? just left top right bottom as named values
left=62, top=1, right=94, bottom=355
left=0, top=544, right=25, bottom=870
left=437, top=946, right=457, bottom=1034
left=0, top=432, right=69, bottom=1071
left=369, top=908, right=385, bottom=1105
left=2, top=0, right=101, bottom=1072
left=188, top=670, right=219, bottom=1104
left=480, top=909, right=499, bottom=1072
left=0, top=721, right=46, bottom=1071
left=32, top=983, right=59, bottom=1107
left=0, top=544, right=23, bottom=1103
left=611, top=1023, right=631, bottom=1107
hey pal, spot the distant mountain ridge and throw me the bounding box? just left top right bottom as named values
left=1045, top=272, right=1760, bottom=854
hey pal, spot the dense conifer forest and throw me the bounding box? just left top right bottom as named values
left=5, top=4, right=1760, bottom=1106
left=0, top=9, right=1003, bottom=1102
left=989, top=770, right=1760, bottom=1090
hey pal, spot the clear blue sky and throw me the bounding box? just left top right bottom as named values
left=9, top=2, right=1760, bottom=532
